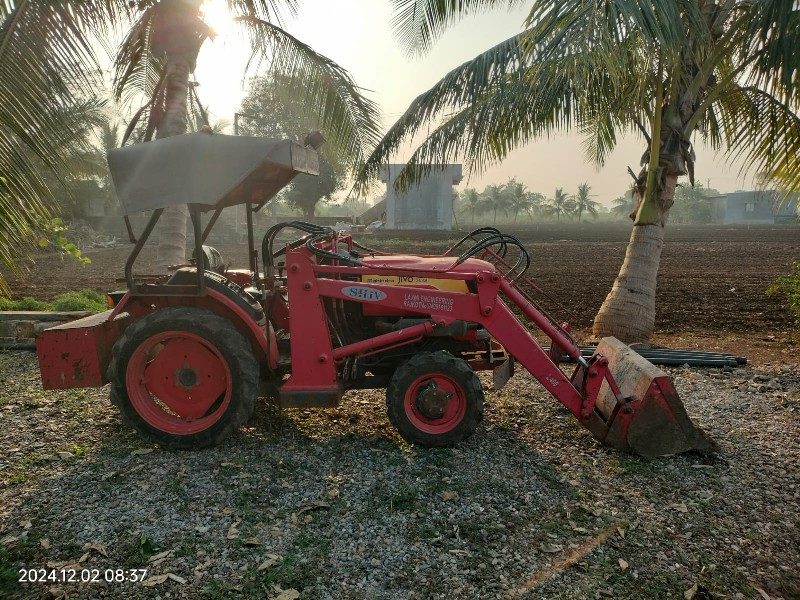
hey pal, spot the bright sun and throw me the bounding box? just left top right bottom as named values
left=201, top=0, right=234, bottom=37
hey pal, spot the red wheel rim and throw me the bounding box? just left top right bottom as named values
left=126, top=331, right=232, bottom=435
left=403, top=373, right=467, bottom=434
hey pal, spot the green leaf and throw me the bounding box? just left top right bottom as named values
left=37, top=238, right=49, bottom=248
left=55, top=236, right=67, bottom=246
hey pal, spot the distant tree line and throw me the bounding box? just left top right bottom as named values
left=610, top=183, right=719, bottom=225
left=454, top=180, right=720, bottom=226
left=456, top=179, right=602, bottom=225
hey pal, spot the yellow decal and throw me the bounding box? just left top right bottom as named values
left=361, top=275, right=467, bottom=292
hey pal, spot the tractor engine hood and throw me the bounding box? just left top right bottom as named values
left=107, top=132, right=320, bottom=215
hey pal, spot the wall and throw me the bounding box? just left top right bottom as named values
left=380, top=165, right=462, bottom=230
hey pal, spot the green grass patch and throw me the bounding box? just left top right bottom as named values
left=0, top=289, right=106, bottom=313
left=0, top=538, right=37, bottom=595
left=0, top=549, right=20, bottom=595
left=373, top=482, right=420, bottom=512
left=767, top=260, right=800, bottom=325
left=0, top=296, right=51, bottom=311
left=115, top=533, right=156, bottom=568
left=51, top=289, right=107, bottom=312
left=205, top=552, right=317, bottom=598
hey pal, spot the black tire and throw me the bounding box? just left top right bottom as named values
left=386, top=351, right=483, bottom=448
left=167, top=268, right=265, bottom=326
left=107, top=307, right=259, bottom=449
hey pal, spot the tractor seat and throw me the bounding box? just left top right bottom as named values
left=167, top=267, right=266, bottom=327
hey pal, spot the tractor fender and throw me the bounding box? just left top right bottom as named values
left=204, top=288, right=278, bottom=371
left=118, top=290, right=277, bottom=371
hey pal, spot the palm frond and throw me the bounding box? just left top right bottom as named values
left=112, top=6, right=165, bottom=108
left=713, top=83, right=800, bottom=199
left=357, top=31, right=530, bottom=190
left=741, top=0, right=800, bottom=104
left=233, top=14, right=381, bottom=176
left=366, top=34, right=650, bottom=193
left=0, top=1, right=128, bottom=294
left=523, top=0, right=708, bottom=73
left=228, top=0, right=298, bottom=30
left=390, top=0, right=527, bottom=57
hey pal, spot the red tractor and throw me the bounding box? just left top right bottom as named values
left=36, top=132, right=713, bottom=456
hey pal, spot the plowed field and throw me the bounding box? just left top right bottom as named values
left=6, top=223, right=797, bottom=335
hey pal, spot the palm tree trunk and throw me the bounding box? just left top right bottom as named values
left=592, top=174, right=677, bottom=343
left=591, top=224, right=665, bottom=342
left=155, top=54, right=192, bottom=271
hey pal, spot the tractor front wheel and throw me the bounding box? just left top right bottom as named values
left=108, top=307, right=258, bottom=449
left=386, top=352, right=483, bottom=448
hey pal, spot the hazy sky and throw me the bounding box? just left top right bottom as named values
left=193, top=0, right=752, bottom=205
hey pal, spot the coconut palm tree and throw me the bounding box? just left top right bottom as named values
left=1, top=1, right=381, bottom=286
left=481, top=183, right=509, bottom=225
left=610, top=192, right=637, bottom=221
left=460, top=187, right=482, bottom=225
left=360, top=0, right=800, bottom=342
left=574, top=182, right=599, bottom=222
left=505, top=177, right=534, bottom=223
left=545, top=187, right=572, bottom=223
left=113, top=0, right=380, bottom=269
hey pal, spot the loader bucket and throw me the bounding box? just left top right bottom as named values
left=592, top=337, right=716, bottom=457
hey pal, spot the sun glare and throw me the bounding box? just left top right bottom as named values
left=201, top=0, right=234, bottom=38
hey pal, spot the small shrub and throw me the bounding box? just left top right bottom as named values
left=0, top=296, right=52, bottom=311
left=767, top=261, right=800, bottom=325
left=51, top=289, right=107, bottom=313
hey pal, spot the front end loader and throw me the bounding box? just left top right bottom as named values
left=36, top=132, right=714, bottom=456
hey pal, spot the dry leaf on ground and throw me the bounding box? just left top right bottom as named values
left=147, top=550, right=174, bottom=563
left=141, top=574, right=169, bottom=587
left=258, top=554, right=282, bottom=571
left=82, top=542, right=108, bottom=557
left=752, top=585, right=771, bottom=600
left=227, top=520, right=241, bottom=539
left=296, top=501, right=331, bottom=515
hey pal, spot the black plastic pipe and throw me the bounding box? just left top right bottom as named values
left=544, top=345, right=747, bottom=367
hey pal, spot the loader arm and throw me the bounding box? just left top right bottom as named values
left=283, top=241, right=714, bottom=457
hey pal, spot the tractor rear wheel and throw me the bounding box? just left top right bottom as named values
left=108, top=307, right=258, bottom=449
left=386, top=352, right=483, bottom=448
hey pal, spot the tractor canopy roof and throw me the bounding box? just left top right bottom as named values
left=107, top=132, right=319, bottom=215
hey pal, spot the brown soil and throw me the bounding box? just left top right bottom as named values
left=5, top=223, right=799, bottom=365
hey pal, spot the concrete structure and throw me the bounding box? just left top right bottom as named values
left=380, top=164, right=462, bottom=229
left=710, top=190, right=799, bottom=224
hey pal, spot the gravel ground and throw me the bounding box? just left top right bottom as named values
left=1, top=349, right=798, bottom=600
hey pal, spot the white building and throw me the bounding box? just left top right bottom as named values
left=380, top=164, right=462, bottom=230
